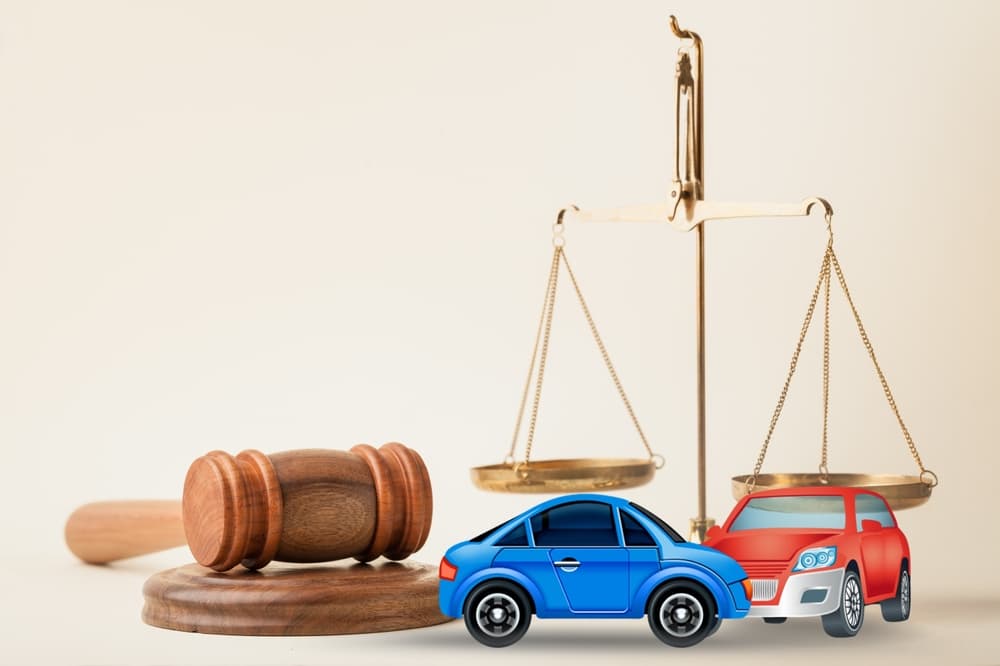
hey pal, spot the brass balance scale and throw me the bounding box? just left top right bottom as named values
left=471, top=16, right=937, bottom=541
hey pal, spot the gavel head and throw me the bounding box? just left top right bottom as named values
left=182, top=443, right=432, bottom=572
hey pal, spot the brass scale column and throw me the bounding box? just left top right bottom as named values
left=571, top=16, right=834, bottom=542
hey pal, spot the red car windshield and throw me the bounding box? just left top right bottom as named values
left=729, top=496, right=846, bottom=531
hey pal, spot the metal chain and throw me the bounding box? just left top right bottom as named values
left=509, top=227, right=660, bottom=469
left=749, top=246, right=832, bottom=492
left=749, top=224, right=936, bottom=491
left=561, top=251, right=656, bottom=461
left=820, top=236, right=832, bottom=482
left=520, top=246, right=562, bottom=467
left=507, top=247, right=561, bottom=463
left=827, top=248, right=934, bottom=484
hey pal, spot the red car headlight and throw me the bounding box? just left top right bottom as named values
left=792, top=546, right=837, bottom=572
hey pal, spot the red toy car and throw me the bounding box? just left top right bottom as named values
left=704, top=486, right=910, bottom=637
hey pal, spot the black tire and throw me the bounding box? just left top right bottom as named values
left=763, top=617, right=787, bottom=624
left=463, top=581, right=532, bottom=648
left=880, top=566, right=911, bottom=622
left=648, top=580, right=718, bottom=648
left=822, top=569, right=865, bottom=637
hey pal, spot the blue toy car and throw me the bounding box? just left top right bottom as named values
left=439, top=494, right=752, bottom=647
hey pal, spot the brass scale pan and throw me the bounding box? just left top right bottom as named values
left=471, top=458, right=656, bottom=494
left=731, top=473, right=933, bottom=510
left=473, top=461, right=932, bottom=511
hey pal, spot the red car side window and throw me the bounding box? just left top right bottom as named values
left=854, top=494, right=896, bottom=530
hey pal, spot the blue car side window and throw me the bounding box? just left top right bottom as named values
left=619, top=509, right=656, bottom=546
left=496, top=522, right=529, bottom=546
left=530, top=501, right=619, bottom=547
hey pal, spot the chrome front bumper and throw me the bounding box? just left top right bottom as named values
left=747, top=567, right=845, bottom=618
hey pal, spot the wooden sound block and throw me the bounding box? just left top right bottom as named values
left=142, top=560, right=451, bottom=636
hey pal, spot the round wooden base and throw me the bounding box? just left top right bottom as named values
left=142, top=560, right=451, bottom=636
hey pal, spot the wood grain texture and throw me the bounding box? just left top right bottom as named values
left=269, top=449, right=375, bottom=562
left=236, top=449, right=283, bottom=569
left=182, top=449, right=287, bottom=571
left=351, top=442, right=433, bottom=562
left=351, top=444, right=402, bottom=562
left=65, top=500, right=185, bottom=564
left=181, top=444, right=433, bottom=571
left=142, top=560, right=452, bottom=636
left=379, top=442, right=433, bottom=560
left=67, top=443, right=434, bottom=569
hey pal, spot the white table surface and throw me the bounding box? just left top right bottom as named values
left=7, top=547, right=998, bottom=666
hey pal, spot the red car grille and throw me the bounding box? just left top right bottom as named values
left=740, top=560, right=789, bottom=577
left=751, top=579, right=779, bottom=601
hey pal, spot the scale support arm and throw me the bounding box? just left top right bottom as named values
left=569, top=197, right=834, bottom=232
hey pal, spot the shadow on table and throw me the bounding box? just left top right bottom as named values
left=403, top=596, right=1000, bottom=654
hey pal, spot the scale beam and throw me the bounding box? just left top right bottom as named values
left=569, top=197, right=834, bottom=232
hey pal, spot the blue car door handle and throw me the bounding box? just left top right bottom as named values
left=554, top=558, right=580, bottom=571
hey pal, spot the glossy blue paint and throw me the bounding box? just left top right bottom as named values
left=445, top=566, right=546, bottom=618
left=438, top=494, right=751, bottom=629
left=631, top=562, right=736, bottom=617
left=551, top=547, right=629, bottom=611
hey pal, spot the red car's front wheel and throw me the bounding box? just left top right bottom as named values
left=822, top=569, right=865, bottom=637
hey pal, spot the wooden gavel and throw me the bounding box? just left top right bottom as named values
left=65, top=443, right=432, bottom=571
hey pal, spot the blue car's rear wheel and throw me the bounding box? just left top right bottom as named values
left=463, top=581, right=532, bottom=648
left=647, top=580, right=718, bottom=648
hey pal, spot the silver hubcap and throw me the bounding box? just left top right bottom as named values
left=843, top=576, right=862, bottom=629
left=660, top=592, right=705, bottom=638
left=476, top=592, right=520, bottom=638
left=900, top=571, right=910, bottom=616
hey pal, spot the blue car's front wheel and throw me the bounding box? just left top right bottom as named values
left=463, top=581, right=532, bottom=648
left=647, top=580, right=718, bottom=648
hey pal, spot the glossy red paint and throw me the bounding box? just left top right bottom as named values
left=705, top=486, right=909, bottom=607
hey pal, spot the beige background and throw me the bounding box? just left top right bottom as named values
left=2, top=1, right=999, bottom=664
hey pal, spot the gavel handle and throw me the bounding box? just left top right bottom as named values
left=65, top=500, right=186, bottom=564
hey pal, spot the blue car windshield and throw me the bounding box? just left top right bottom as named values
left=629, top=502, right=685, bottom=543
left=729, top=496, right=846, bottom=531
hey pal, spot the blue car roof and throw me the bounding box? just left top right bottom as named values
left=509, top=493, right=634, bottom=518
left=495, top=493, right=659, bottom=530
left=467, top=493, right=694, bottom=552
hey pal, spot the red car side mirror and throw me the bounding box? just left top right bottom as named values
left=705, top=525, right=723, bottom=540
left=861, top=519, right=883, bottom=533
